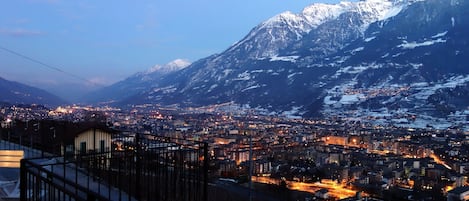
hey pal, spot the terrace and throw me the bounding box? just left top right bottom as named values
left=0, top=122, right=208, bottom=201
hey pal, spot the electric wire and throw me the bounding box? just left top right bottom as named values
left=0, top=45, right=102, bottom=86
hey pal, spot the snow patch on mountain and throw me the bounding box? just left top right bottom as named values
left=262, top=11, right=311, bottom=34
left=334, top=63, right=382, bottom=77
left=300, top=2, right=353, bottom=28
left=242, top=84, right=261, bottom=92
left=364, top=36, right=376, bottom=42
left=431, top=31, right=448, bottom=38
left=150, top=85, right=177, bottom=94
left=234, top=71, right=252, bottom=81
left=146, top=59, right=191, bottom=74
left=269, top=55, right=299, bottom=62
left=281, top=106, right=305, bottom=119
left=380, top=2, right=404, bottom=20
left=412, top=75, right=469, bottom=100
left=398, top=38, right=446, bottom=49
left=350, top=47, right=364, bottom=54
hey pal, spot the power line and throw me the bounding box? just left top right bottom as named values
left=0, top=45, right=102, bottom=86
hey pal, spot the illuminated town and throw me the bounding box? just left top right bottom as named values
left=1, top=103, right=468, bottom=200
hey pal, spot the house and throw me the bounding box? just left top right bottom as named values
left=62, top=124, right=118, bottom=156
left=254, top=159, right=272, bottom=176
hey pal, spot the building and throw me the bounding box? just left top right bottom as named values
left=62, top=125, right=117, bottom=156
left=254, top=159, right=272, bottom=176
left=447, top=186, right=469, bottom=201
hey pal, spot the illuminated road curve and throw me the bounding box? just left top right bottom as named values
left=430, top=154, right=452, bottom=170
left=253, top=176, right=359, bottom=200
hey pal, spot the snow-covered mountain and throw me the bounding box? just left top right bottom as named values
left=0, top=77, right=66, bottom=106
left=83, top=59, right=190, bottom=103
left=91, top=0, right=469, bottom=130
left=142, top=59, right=190, bottom=77
left=226, top=0, right=403, bottom=59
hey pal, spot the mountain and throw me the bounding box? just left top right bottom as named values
left=83, top=59, right=191, bottom=104
left=0, top=77, right=66, bottom=106
left=118, top=0, right=406, bottom=106
left=92, top=0, right=469, bottom=130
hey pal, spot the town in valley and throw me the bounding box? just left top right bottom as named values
left=1, top=103, right=468, bottom=200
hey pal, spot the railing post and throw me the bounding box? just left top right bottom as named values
left=203, top=142, right=208, bottom=201
left=135, top=133, right=141, bottom=200
left=20, top=159, right=27, bottom=201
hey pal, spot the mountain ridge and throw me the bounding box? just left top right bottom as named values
left=0, top=77, right=66, bottom=107
left=89, top=0, right=469, bottom=130
left=83, top=59, right=191, bottom=104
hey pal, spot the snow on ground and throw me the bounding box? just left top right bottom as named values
left=398, top=38, right=446, bottom=49
left=364, top=36, right=376, bottom=42
left=281, top=106, right=304, bottom=119
left=334, top=63, right=382, bottom=77
left=380, top=3, right=404, bottom=20
left=410, top=63, right=423, bottom=69
left=431, top=31, right=448, bottom=38
left=339, top=94, right=364, bottom=104
left=234, top=71, right=251, bottom=81
left=270, top=55, right=300, bottom=62
left=323, top=96, right=336, bottom=105
left=208, top=84, right=218, bottom=92
left=251, top=70, right=265, bottom=73
left=350, top=47, right=364, bottom=54
left=412, top=75, right=469, bottom=99
left=242, top=85, right=261, bottom=92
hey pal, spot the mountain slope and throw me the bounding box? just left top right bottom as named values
left=84, top=59, right=190, bottom=104
left=314, top=0, right=469, bottom=125
left=0, top=77, right=66, bottom=106
left=93, top=0, right=468, bottom=129
left=121, top=0, right=415, bottom=110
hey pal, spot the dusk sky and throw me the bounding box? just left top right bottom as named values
left=1, top=0, right=349, bottom=100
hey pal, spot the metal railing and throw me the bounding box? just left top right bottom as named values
left=17, top=133, right=209, bottom=201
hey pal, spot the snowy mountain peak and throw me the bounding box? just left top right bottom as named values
left=146, top=59, right=191, bottom=74
left=227, top=0, right=413, bottom=59
left=89, top=0, right=469, bottom=131
left=301, top=2, right=354, bottom=28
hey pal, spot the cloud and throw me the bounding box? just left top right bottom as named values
left=86, top=77, right=115, bottom=87
left=0, top=28, right=44, bottom=37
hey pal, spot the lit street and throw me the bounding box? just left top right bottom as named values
left=253, top=176, right=359, bottom=199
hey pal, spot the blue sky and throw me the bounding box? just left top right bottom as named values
left=0, top=0, right=347, bottom=100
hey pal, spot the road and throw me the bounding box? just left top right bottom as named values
left=253, top=176, right=359, bottom=200
left=429, top=154, right=452, bottom=170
